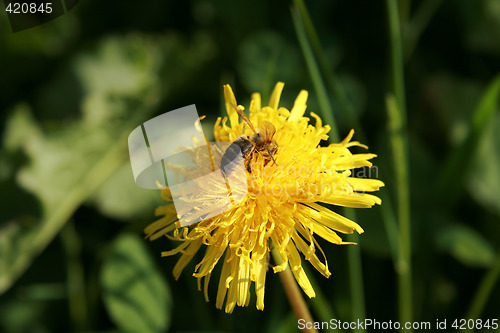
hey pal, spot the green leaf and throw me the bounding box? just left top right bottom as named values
left=467, top=112, right=500, bottom=216
left=435, top=223, right=495, bottom=268
left=101, top=233, right=171, bottom=333
left=90, top=163, right=163, bottom=221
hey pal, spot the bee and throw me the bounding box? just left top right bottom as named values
left=220, top=104, right=278, bottom=177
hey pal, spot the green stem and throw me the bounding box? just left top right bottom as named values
left=291, top=6, right=338, bottom=142
left=386, top=0, right=413, bottom=328
left=386, top=95, right=412, bottom=328
left=292, top=0, right=361, bottom=132
left=272, top=248, right=318, bottom=333
left=386, top=0, right=407, bottom=120
left=61, top=221, right=88, bottom=331
left=398, top=0, right=412, bottom=26
left=466, top=250, right=500, bottom=321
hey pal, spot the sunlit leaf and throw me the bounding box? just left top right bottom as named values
left=101, top=233, right=172, bottom=333
left=90, top=163, right=163, bottom=221
left=0, top=33, right=214, bottom=294
left=467, top=112, right=500, bottom=216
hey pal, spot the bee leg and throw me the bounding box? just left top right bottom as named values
left=267, top=148, right=278, bottom=166
left=245, top=158, right=252, bottom=173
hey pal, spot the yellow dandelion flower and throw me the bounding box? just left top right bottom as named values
left=145, top=82, right=384, bottom=313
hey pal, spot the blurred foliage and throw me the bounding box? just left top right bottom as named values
left=0, top=0, right=500, bottom=332
left=101, top=233, right=171, bottom=333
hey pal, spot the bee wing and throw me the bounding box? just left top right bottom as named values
left=170, top=142, right=248, bottom=226
left=230, top=103, right=257, bottom=134
left=259, top=121, right=276, bottom=141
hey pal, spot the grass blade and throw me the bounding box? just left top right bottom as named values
left=292, top=0, right=361, bottom=132
left=290, top=6, right=338, bottom=142
left=466, top=250, right=500, bottom=321
left=386, top=0, right=407, bottom=120
left=386, top=94, right=412, bottom=327
left=386, top=0, right=413, bottom=326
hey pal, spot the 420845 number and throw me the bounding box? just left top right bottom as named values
left=452, top=319, right=498, bottom=330
left=5, top=2, right=53, bottom=14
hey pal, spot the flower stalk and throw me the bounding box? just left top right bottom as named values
left=386, top=0, right=413, bottom=328
left=386, top=93, right=412, bottom=328
left=272, top=248, right=318, bottom=333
